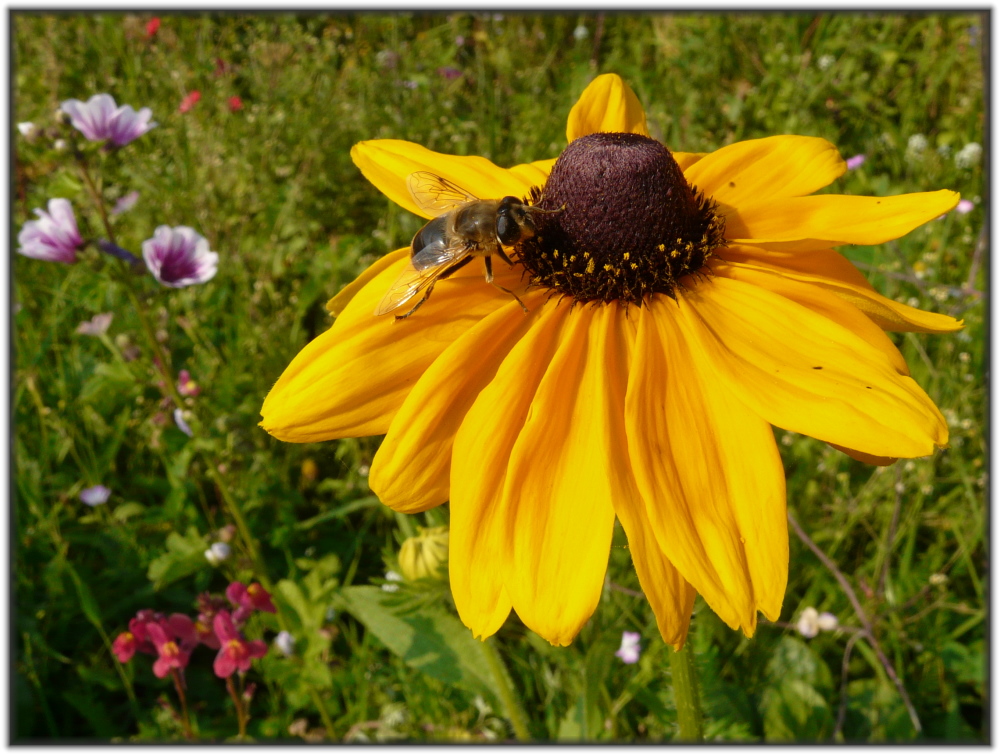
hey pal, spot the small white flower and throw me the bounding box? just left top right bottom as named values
left=174, top=408, right=193, bottom=437
left=382, top=570, right=403, bottom=592
left=955, top=142, right=982, bottom=169
left=80, top=485, right=111, bottom=506
left=817, top=612, right=839, bottom=632
left=929, top=573, right=948, bottom=586
left=615, top=631, right=641, bottom=664
left=204, top=541, right=231, bottom=566
left=959, top=352, right=970, bottom=363
left=817, top=54, right=835, bottom=71
left=797, top=607, right=820, bottom=638
left=53, top=139, right=68, bottom=151
left=573, top=25, right=589, bottom=41
left=18, top=122, right=39, bottom=142
left=905, top=134, right=928, bottom=163
left=274, top=630, right=296, bottom=657
left=75, top=312, right=114, bottom=336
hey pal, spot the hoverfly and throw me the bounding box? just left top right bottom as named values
left=375, top=171, right=562, bottom=319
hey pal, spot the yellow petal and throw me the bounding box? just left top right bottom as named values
left=509, top=157, right=557, bottom=187
left=829, top=442, right=897, bottom=467
left=370, top=292, right=545, bottom=514
left=449, top=300, right=570, bottom=639
left=672, top=152, right=706, bottom=172
left=500, top=304, right=627, bottom=646
left=351, top=140, right=538, bottom=218
left=724, top=190, right=960, bottom=250
left=712, top=260, right=910, bottom=376
left=684, top=135, right=845, bottom=206
left=566, top=73, right=649, bottom=142
left=261, top=254, right=520, bottom=443
left=718, top=245, right=963, bottom=334
left=676, top=276, right=949, bottom=458
left=627, top=299, right=788, bottom=634
left=598, top=307, right=696, bottom=648
left=327, top=248, right=409, bottom=316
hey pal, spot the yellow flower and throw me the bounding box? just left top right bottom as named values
left=261, top=74, right=960, bottom=648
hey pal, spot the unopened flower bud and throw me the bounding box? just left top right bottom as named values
left=796, top=607, right=820, bottom=638
left=397, top=525, right=449, bottom=582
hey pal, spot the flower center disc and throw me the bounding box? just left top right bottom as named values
left=519, top=132, right=725, bottom=304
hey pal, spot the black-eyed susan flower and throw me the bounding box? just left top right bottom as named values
left=261, top=74, right=960, bottom=648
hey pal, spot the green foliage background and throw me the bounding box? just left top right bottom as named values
left=13, top=12, right=985, bottom=743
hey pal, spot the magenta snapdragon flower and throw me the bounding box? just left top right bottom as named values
left=142, top=226, right=218, bottom=288
left=212, top=610, right=267, bottom=678
left=17, top=198, right=83, bottom=264
left=61, top=94, right=157, bottom=147
left=147, top=622, right=192, bottom=678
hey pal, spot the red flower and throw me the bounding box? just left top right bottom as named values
left=112, top=631, right=137, bottom=663
left=212, top=610, right=267, bottom=678
left=146, top=17, right=160, bottom=38
left=147, top=622, right=191, bottom=678
left=178, top=91, right=201, bottom=114
left=228, top=96, right=243, bottom=112
left=226, top=581, right=277, bottom=615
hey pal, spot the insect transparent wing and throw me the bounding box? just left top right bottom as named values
left=407, top=171, right=479, bottom=216
left=374, top=241, right=471, bottom=316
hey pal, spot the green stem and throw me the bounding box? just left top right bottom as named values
left=669, top=642, right=704, bottom=742
left=481, top=638, right=531, bottom=741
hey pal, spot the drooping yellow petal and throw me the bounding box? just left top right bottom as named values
left=370, top=292, right=545, bottom=514
left=626, top=299, right=788, bottom=634
left=676, top=276, right=948, bottom=458
left=327, top=248, right=410, bottom=316
left=351, top=139, right=538, bottom=218
left=501, top=303, right=627, bottom=646
left=566, top=73, right=649, bottom=142
left=828, top=442, right=897, bottom=467
left=718, top=245, right=963, bottom=334
left=724, top=190, right=960, bottom=250
left=684, top=135, right=845, bottom=206
left=712, top=260, right=910, bottom=376
left=261, top=255, right=521, bottom=443
left=598, top=306, right=696, bottom=648
left=449, top=301, right=570, bottom=639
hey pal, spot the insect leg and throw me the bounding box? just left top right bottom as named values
left=484, top=255, right=529, bottom=315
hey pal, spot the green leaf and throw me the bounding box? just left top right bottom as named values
left=337, top=585, right=502, bottom=710
left=146, top=527, right=207, bottom=589
left=761, top=678, right=834, bottom=742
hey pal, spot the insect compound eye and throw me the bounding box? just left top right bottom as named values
left=496, top=197, right=523, bottom=245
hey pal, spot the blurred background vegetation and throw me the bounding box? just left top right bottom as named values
left=13, top=12, right=985, bottom=742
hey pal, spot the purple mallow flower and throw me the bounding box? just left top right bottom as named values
left=845, top=154, right=866, bottom=170
left=142, top=226, right=218, bottom=288
left=615, top=631, right=641, bottom=664
left=18, top=198, right=83, bottom=263
left=61, top=94, right=157, bottom=147
left=80, top=485, right=111, bottom=506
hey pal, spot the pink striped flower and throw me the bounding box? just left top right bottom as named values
left=61, top=94, right=157, bottom=147
left=18, top=198, right=83, bottom=264
left=142, top=226, right=218, bottom=288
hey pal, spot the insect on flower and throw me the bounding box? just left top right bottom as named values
left=375, top=172, right=564, bottom=320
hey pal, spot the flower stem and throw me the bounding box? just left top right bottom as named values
left=668, top=642, right=704, bottom=742
left=170, top=669, right=194, bottom=740
left=481, top=638, right=531, bottom=741
left=226, top=675, right=247, bottom=739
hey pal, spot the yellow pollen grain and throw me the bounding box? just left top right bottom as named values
left=657, top=243, right=666, bottom=252
left=670, top=250, right=680, bottom=258
left=603, top=264, right=613, bottom=272
left=623, top=252, right=630, bottom=260
left=586, top=258, right=595, bottom=274
left=630, top=263, right=638, bottom=270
